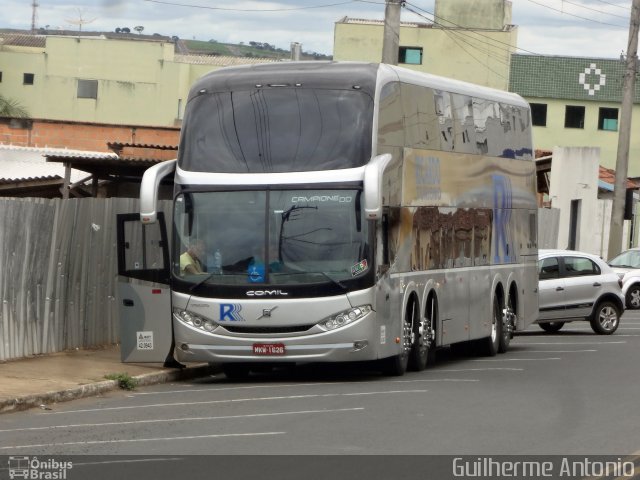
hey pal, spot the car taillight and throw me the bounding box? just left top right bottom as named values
left=619, top=279, right=623, bottom=288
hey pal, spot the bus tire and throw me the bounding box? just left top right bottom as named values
left=410, top=295, right=437, bottom=370
left=408, top=299, right=428, bottom=371
left=498, top=294, right=515, bottom=353
left=480, top=296, right=502, bottom=356
left=382, top=310, right=412, bottom=376
left=222, top=363, right=251, bottom=380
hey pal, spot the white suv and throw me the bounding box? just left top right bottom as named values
left=537, top=249, right=624, bottom=334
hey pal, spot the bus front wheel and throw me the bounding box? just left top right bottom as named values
left=382, top=310, right=412, bottom=376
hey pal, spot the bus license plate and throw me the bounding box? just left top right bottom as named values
left=252, top=343, right=286, bottom=355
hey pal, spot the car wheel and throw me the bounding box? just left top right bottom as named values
left=539, top=321, right=564, bottom=333
left=626, top=285, right=640, bottom=309
left=590, top=301, right=620, bottom=335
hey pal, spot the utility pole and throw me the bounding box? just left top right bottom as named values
left=607, top=0, right=640, bottom=260
left=31, top=0, right=39, bottom=32
left=381, top=0, right=402, bottom=65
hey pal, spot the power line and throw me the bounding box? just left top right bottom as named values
left=404, top=5, right=511, bottom=67
left=593, top=0, right=631, bottom=11
left=142, top=0, right=359, bottom=12
left=404, top=1, right=543, bottom=56
left=526, top=0, right=628, bottom=27
left=403, top=4, right=509, bottom=78
left=559, top=0, right=630, bottom=18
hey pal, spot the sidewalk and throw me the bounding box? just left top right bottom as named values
left=0, top=345, right=213, bottom=414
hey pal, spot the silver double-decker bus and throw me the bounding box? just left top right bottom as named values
left=117, top=62, right=538, bottom=378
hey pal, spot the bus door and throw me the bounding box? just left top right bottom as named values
left=116, top=212, right=172, bottom=363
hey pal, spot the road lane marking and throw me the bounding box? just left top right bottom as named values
left=133, top=377, right=480, bottom=397
left=0, top=408, right=365, bottom=434
left=45, top=390, right=429, bottom=415
left=473, top=357, right=561, bottom=362
left=514, top=341, right=626, bottom=345
left=432, top=368, right=524, bottom=372
left=511, top=349, right=597, bottom=353
left=0, top=432, right=285, bottom=450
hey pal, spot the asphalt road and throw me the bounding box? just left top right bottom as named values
left=1, top=312, right=640, bottom=478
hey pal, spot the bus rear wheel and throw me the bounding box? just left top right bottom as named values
left=480, top=296, right=502, bottom=356
left=498, top=294, right=515, bottom=353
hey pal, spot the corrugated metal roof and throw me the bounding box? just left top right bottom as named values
left=0, top=33, right=46, bottom=48
left=107, top=142, right=178, bottom=150
left=45, top=155, right=167, bottom=167
left=0, top=145, right=105, bottom=182
left=174, top=54, right=279, bottom=66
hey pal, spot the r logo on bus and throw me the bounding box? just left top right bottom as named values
left=220, top=304, right=244, bottom=322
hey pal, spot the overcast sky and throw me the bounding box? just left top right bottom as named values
left=0, top=0, right=634, bottom=58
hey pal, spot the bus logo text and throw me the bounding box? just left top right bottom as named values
left=246, top=290, right=289, bottom=296
left=291, top=196, right=352, bottom=203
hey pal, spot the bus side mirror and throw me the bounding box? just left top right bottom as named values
left=140, top=159, right=177, bottom=224
left=363, top=153, right=393, bottom=220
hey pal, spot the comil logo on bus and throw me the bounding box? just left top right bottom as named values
left=291, top=195, right=353, bottom=203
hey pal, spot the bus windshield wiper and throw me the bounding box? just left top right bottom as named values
left=278, top=270, right=348, bottom=291
left=189, top=272, right=217, bottom=292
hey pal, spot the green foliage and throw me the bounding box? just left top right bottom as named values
left=0, top=94, right=29, bottom=118
left=105, top=372, right=138, bottom=390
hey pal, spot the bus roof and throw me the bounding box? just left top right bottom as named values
left=189, top=61, right=528, bottom=109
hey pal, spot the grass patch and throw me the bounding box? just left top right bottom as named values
left=105, top=372, right=138, bottom=390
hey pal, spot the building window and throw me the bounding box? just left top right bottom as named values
left=598, top=107, right=618, bottom=131
left=399, top=47, right=423, bottom=65
left=77, top=79, right=98, bottom=99
left=23, top=73, right=35, bottom=85
left=530, top=103, right=547, bottom=127
left=0, top=72, right=3, bottom=82
left=564, top=105, right=585, bottom=129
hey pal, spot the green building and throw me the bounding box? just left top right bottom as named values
left=509, top=54, right=640, bottom=176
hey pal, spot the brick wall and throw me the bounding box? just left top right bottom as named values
left=0, top=118, right=180, bottom=152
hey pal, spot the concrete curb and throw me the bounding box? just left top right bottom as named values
left=0, top=364, right=215, bottom=415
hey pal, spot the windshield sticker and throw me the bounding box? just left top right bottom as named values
left=351, top=259, right=368, bottom=277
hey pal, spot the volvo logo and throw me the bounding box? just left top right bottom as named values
left=246, top=290, right=289, bottom=296
left=255, top=306, right=278, bottom=321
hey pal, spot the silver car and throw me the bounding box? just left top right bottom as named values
left=607, top=247, right=640, bottom=309
left=537, top=249, right=624, bottom=334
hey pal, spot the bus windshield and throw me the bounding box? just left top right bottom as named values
left=178, top=88, right=374, bottom=173
left=173, top=189, right=372, bottom=290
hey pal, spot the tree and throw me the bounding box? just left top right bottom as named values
left=0, top=94, right=29, bottom=118
left=134, top=25, right=144, bottom=34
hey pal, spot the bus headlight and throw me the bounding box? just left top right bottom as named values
left=173, top=308, right=218, bottom=333
left=319, top=305, right=372, bottom=331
